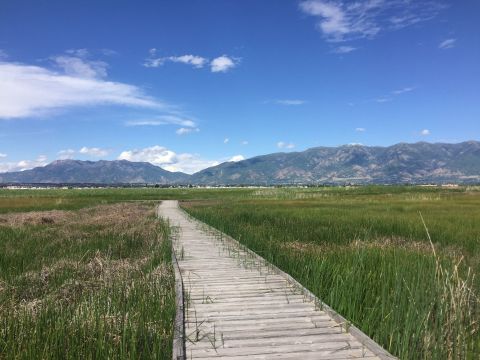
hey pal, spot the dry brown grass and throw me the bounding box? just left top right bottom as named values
left=2, top=202, right=169, bottom=311
left=281, top=236, right=466, bottom=261
left=0, top=201, right=175, bottom=359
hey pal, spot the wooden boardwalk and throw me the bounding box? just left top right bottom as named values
left=158, top=201, right=395, bottom=360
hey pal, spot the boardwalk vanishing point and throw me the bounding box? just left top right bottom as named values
left=159, top=200, right=396, bottom=360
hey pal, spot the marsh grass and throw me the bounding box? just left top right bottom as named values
left=2, top=186, right=480, bottom=358
left=0, top=203, right=175, bottom=359
left=183, top=187, right=480, bottom=359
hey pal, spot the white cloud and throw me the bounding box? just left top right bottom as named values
left=355, top=127, right=366, bottom=132
left=300, top=0, right=445, bottom=42
left=0, top=155, right=48, bottom=173
left=0, top=61, right=162, bottom=119
left=210, top=55, right=237, bottom=73
left=125, top=115, right=196, bottom=128
left=144, top=54, right=208, bottom=69
left=176, top=127, right=199, bottom=135
left=117, top=145, right=219, bottom=174
left=277, top=141, right=295, bottom=149
left=229, top=155, right=245, bottom=162
left=273, top=99, right=307, bottom=106
left=79, top=147, right=110, bottom=157
left=52, top=55, right=108, bottom=79
left=144, top=50, right=238, bottom=73
left=57, top=149, right=75, bottom=160
left=333, top=46, right=357, bottom=54
left=0, top=153, right=6, bottom=158
left=439, top=38, right=456, bottom=50
left=241, top=140, right=249, bottom=145
left=224, top=138, right=230, bottom=144
left=420, top=129, right=431, bottom=136
left=170, top=55, right=208, bottom=68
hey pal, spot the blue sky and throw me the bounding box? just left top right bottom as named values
left=0, top=0, right=479, bottom=173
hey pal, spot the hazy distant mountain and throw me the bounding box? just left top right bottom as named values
left=1, top=142, right=480, bottom=185
left=191, top=141, right=480, bottom=185
left=0, top=159, right=190, bottom=184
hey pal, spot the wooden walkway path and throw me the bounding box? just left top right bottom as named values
left=158, top=201, right=395, bottom=360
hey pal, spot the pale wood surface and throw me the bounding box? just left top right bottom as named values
left=159, top=200, right=395, bottom=360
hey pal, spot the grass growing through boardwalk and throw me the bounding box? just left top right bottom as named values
left=183, top=186, right=480, bottom=359
left=0, top=202, right=175, bottom=359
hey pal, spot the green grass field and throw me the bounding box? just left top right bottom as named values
left=182, top=186, right=480, bottom=359
left=1, top=186, right=479, bottom=359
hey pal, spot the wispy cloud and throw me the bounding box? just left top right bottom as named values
left=371, top=86, right=415, bottom=104
left=57, top=146, right=110, bottom=159
left=439, top=38, right=456, bottom=49
left=355, top=127, right=366, bottom=132
left=241, top=140, right=249, bottom=145
left=420, top=129, right=431, bottom=136
left=65, top=48, right=90, bottom=57
left=0, top=49, right=8, bottom=60
left=117, top=145, right=219, bottom=174
left=299, top=0, right=445, bottom=42
left=277, top=141, right=295, bottom=149
left=224, top=138, right=230, bottom=144
left=52, top=55, right=108, bottom=79
left=176, top=127, right=199, bottom=135
left=57, top=149, right=75, bottom=160
left=144, top=50, right=238, bottom=73
left=272, top=99, right=307, bottom=106
left=392, top=86, right=415, bottom=95
left=125, top=115, right=197, bottom=129
left=0, top=155, right=48, bottom=173
left=375, top=97, right=392, bottom=103
left=79, top=147, right=110, bottom=157
left=332, top=45, right=357, bottom=54
left=0, top=57, right=163, bottom=119
left=144, top=50, right=208, bottom=68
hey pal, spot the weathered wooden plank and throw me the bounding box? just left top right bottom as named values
left=189, top=342, right=374, bottom=358
left=187, top=333, right=365, bottom=350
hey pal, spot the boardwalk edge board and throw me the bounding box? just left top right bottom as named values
left=175, top=201, right=397, bottom=360
left=162, top=206, right=187, bottom=360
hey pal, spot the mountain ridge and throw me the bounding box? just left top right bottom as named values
left=0, top=159, right=190, bottom=184
left=1, top=141, right=480, bottom=185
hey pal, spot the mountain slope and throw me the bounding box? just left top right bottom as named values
left=1, top=142, right=480, bottom=185
left=191, top=141, right=480, bottom=184
left=0, top=159, right=190, bottom=184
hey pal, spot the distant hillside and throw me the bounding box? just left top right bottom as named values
left=191, top=141, right=480, bottom=185
left=0, top=159, right=190, bottom=184
left=1, top=141, right=480, bottom=185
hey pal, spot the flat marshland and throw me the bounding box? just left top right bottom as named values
left=0, top=201, right=175, bottom=359
left=183, top=186, right=480, bottom=359
left=0, top=186, right=479, bottom=359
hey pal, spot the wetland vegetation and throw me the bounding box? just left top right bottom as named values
left=1, top=185, right=479, bottom=359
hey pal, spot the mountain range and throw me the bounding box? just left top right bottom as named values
left=1, top=141, right=480, bottom=185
